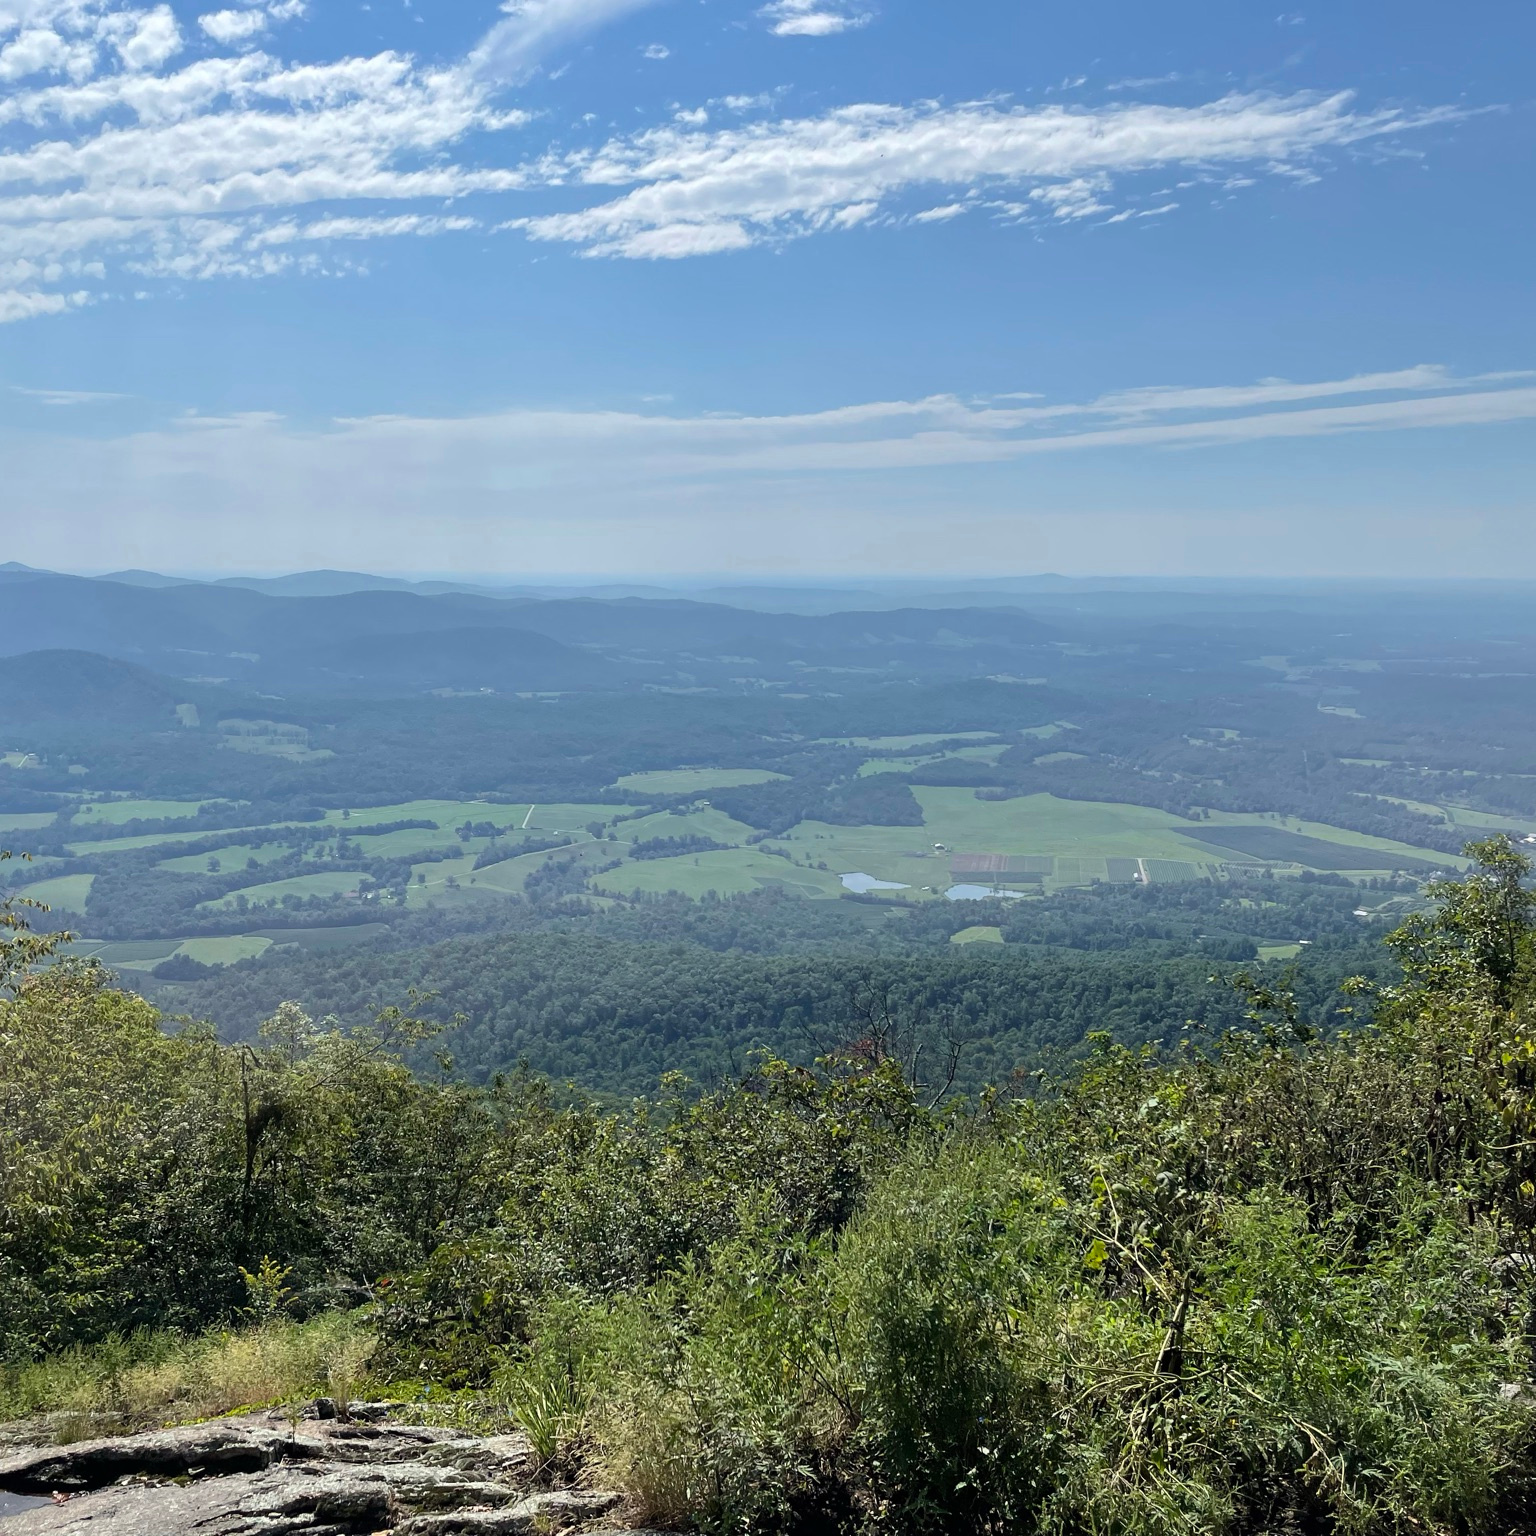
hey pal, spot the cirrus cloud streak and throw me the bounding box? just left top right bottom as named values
left=513, top=90, right=1461, bottom=258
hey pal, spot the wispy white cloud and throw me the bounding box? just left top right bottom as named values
left=0, top=0, right=1473, bottom=322
left=512, top=90, right=1460, bottom=258
left=11, top=381, right=124, bottom=401
left=758, top=0, right=870, bottom=37
left=15, top=364, right=1534, bottom=479
left=469, top=0, right=661, bottom=83
left=0, top=21, right=528, bottom=308
left=6, top=365, right=1531, bottom=573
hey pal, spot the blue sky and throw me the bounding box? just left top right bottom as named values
left=0, top=0, right=1531, bottom=578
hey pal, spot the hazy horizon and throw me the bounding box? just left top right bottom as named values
left=1, top=0, right=1531, bottom=576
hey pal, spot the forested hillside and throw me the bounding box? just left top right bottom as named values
left=145, top=877, right=1388, bottom=1096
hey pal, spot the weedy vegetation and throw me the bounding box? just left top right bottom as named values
left=6, top=838, right=1536, bottom=1533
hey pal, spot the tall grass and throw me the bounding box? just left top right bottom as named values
left=0, top=1313, right=376, bottom=1438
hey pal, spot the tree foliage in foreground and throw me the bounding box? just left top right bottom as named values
left=6, top=840, right=1536, bottom=1533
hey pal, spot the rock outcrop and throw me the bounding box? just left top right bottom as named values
left=0, top=1406, right=635, bottom=1536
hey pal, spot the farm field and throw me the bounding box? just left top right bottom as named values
left=102, top=936, right=275, bottom=971
left=618, top=806, right=760, bottom=844
left=70, top=798, right=211, bottom=825
left=67, top=924, right=387, bottom=969
left=858, top=744, right=1009, bottom=777
left=176, top=935, right=274, bottom=965
left=612, top=768, right=788, bottom=794
left=0, top=812, right=56, bottom=833
left=769, top=791, right=1455, bottom=894
left=7, top=771, right=1472, bottom=972
left=17, top=872, right=95, bottom=911
left=1376, top=795, right=1536, bottom=835
left=245, top=924, right=387, bottom=951
left=71, top=938, right=178, bottom=966
left=1217, top=811, right=1464, bottom=869
left=951, top=925, right=1004, bottom=945
left=200, top=870, right=366, bottom=909
left=70, top=829, right=247, bottom=855
left=403, top=847, right=563, bottom=905
left=1179, top=825, right=1442, bottom=871
left=524, top=803, right=630, bottom=833
left=158, top=842, right=292, bottom=873
left=318, top=799, right=531, bottom=829
left=594, top=847, right=843, bottom=901
left=345, top=825, right=464, bottom=858
left=774, top=791, right=1224, bottom=891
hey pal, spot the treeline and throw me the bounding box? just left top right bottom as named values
left=130, top=875, right=1396, bottom=1097
left=145, top=925, right=1385, bottom=1098
left=630, top=834, right=733, bottom=860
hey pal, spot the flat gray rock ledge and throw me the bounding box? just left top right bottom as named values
left=0, top=1408, right=632, bottom=1536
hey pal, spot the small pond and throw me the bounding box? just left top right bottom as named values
left=945, top=884, right=1028, bottom=901
left=839, top=872, right=910, bottom=893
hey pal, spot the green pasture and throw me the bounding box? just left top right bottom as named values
left=405, top=851, right=527, bottom=906
left=1444, top=805, right=1536, bottom=833
left=404, top=853, right=478, bottom=906
left=857, top=744, right=1008, bottom=777
left=249, top=924, right=387, bottom=951
left=1258, top=942, right=1305, bottom=962
left=595, top=847, right=843, bottom=901
left=0, top=812, right=56, bottom=834
left=318, top=799, right=532, bottom=831
left=1376, top=795, right=1536, bottom=836
left=16, top=873, right=95, bottom=912
left=951, top=925, right=1004, bottom=945
left=87, top=938, right=179, bottom=968
left=524, top=803, right=632, bottom=833
left=70, top=830, right=228, bottom=856
left=158, top=843, right=291, bottom=873
left=914, top=789, right=1228, bottom=860
left=200, top=871, right=365, bottom=910
left=70, top=798, right=210, bottom=825
left=346, top=825, right=464, bottom=859
left=1199, top=810, right=1462, bottom=869
left=612, top=768, right=788, bottom=794
left=615, top=806, right=758, bottom=845
left=403, top=838, right=622, bottom=907
left=770, top=790, right=1451, bottom=891
left=103, top=936, right=273, bottom=972
left=177, top=935, right=274, bottom=965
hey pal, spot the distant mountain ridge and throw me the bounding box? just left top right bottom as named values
left=0, top=570, right=1058, bottom=698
